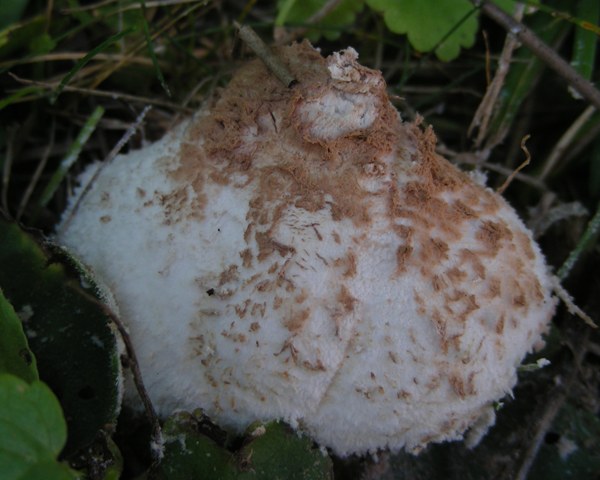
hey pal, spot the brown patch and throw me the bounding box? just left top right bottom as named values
left=99, top=215, right=111, bottom=223
left=414, top=291, right=426, bottom=315
left=240, top=248, right=253, bottom=268
left=235, top=299, right=251, bottom=319
left=512, top=292, right=526, bottom=308
left=334, top=251, right=357, bottom=278
left=476, top=220, right=513, bottom=256
left=515, top=230, right=536, bottom=260
left=496, top=314, right=505, bottom=334
left=431, top=310, right=448, bottom=353
left=485, top=277, right=502, bottom=299
left=431, top=274, right=447, bottom=292
left=338, top=285, right=357, bottom=313
left=446, top=267, right=467, bottom=283
left=396, top=245, right=414, bottom=273
left=452, top=200, right=476, bottom=219
left=255, top=232, right=295, bottom=261
left=285, top=308, right=310, bottom=333
left=459, top=249, right=486, bottom=279
left=243, top=223, right=254, bottom=244
left=251, top=302, right=266, bottom=317
left=449, top=372, right=476, bottom=398
left=249, top=322, right=260, bottom=332
left=424, top=238, right=449, bottom=263
left=219, top=265, right=239, bottom=285
left=295, top=290, right=308, bottom=304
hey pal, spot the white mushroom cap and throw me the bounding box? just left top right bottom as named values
left=57, top=42, right=557, bottom=456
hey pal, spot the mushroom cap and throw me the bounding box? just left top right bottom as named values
left=57, top=42, right=556, bottom=456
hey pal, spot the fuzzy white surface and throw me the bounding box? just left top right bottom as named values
left=56, top=44, right=557, bottom=457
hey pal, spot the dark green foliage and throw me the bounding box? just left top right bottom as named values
left=156, top=412, right=333, bottom=480
left=0, top=218, right=121, bottom=458
left=0, top=288, right=38, bottom=383
left=0, top=374, right=79, bottom=480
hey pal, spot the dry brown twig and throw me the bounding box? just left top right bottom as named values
left=497, top=134, right=531, bottom=194
left=468, top=3, right=525, bottom=148
left=472, top=0, right=600, bottom=111
left=8, top=73, right=193, bottom=112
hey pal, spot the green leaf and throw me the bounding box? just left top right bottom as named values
left=528, top=402, right=600, bottom=479
left=276, top=0, right=364, bottom=41
left=35, top=105, right=105, bottom=214
left=570, top=0, right=598, bottom=84
left=0, top=289, right=38, bottom=383
left=236, top=421, right=333, bottom=480
left=0, top=374, right=78, bottom=480
left=0, top=217, right=122, bottom=457
left=0, top=15, right=46, bottom=59
left=51, top=27, right=135, bottom=104
left=29, top=33, right=57, bottom=56
left=0, top=0, right=29, bottom=30
left=366, top=0, right=479, bottom=61
left=158, top=411, right=237, bottom=480
left=156, top=412, right=333, bottom=480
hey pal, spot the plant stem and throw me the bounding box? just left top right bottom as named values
left=472, top=0, right=600, bottom=111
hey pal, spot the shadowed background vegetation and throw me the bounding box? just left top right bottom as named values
left=0, top=1, right=599, bottom=479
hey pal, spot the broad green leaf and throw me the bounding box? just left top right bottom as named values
left=156, top=412, right=333, bottom=480
left=366, top=0, right=479, bottom=61
left=529, top=402, right=600, bottom=479
left=0, top=289, right=38, bottom=383
left=0, top=15, right=46, bottom=59
left=158, top=411, right=237, bottom=480
left=28, top=32, right=57, bottom=56
left=0, top=374, right=78, bottom=480
left=0, top=0, right=29, bottom=30
left=276, top=0, right=364, bottom=41
left=236, top=421, right=333, bottom=480
left=0, top=218, right=122, bottom=457
left=570, top=0, right=598, bottom=85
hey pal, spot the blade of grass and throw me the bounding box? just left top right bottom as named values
left=139, top=0, right=171, bottom=97
left=34, top=105, right=104, bottom=216
left=570, top=0, right=598, bottom=86
left=51, top=27, right=134, bottom=104
left=519, top=0, right=600, bottom=36
left=483, top=3, right=571, bottom=148
left=0, top=86, right=44, bottom=111
left=557, top=201, right=600, bottom=280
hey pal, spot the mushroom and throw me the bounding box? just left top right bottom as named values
left=57, top=42, right=557, bottom=456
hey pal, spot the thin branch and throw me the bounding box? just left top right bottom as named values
left=540, top=104, right=597, bottom=180
left=17, top=119, right=56, bottom=221
left=57, top=106, right=153, bottom=234
left=468, top=3, right=525, bottom=147
left=497, top=134, right=531, bottom=194
left=472, top=0, right=600, bottom=110
left=1, top=126, right=17, bottom=218
left=235, top=22, right=297, bottom=87
left=8, top=73, right=193, bottom=112
left=512, top=384, right=567, bottom=480
left=73, top=284, right=163, bottom=461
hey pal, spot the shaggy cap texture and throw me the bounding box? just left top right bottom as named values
left=57, top=42, right=557, bottom=456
